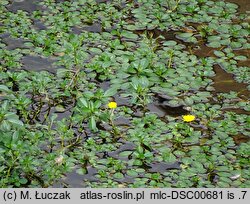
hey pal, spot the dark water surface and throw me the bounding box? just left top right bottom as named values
left=1, top=33, right=28, bottom=50
left=7, top=0, right=46, bottom=13
left=212, top=65, right=249, bottom=96
left=226, top=0, right=250, bottom=12
left=21, top=55, right=60, bottom=73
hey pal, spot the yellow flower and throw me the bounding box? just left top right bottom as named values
left=182, top=114, right=196, bottom=122
left=108, top=101, right=117, bottom=109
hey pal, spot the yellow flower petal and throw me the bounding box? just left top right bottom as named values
left=108, top=101, right=117, bottom=109
left=182, top=115, right=196, bottom=122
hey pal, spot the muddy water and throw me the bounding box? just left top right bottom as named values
left=226, top=0, right=250, bottom=13
left=212, top=65, right=249, bottom=96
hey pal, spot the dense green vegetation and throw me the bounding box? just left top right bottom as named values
left=0, top=0, right=249, bottom=187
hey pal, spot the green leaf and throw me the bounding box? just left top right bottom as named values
left=184, top=97, right=194, bottom=105
left=163, top=40, right=177, bottom=47
left=79, top=98, right=88, bottom=107
left=207, top=41, right=221, bottom=48
left=0, top=85, right=11, bottom=93
left=164, top=88, right=179, bottom=96
left=103, top=87, right=117, bottom=97
left=234, top=55, right=247, bottom=61
left=163, top=152, right=176, bottom=163
left=8, top=119, right=24, bottom=127
left=127, top=169, right=139, bottom=177
left=135, top=168, right=145, bottom=173
left=94, top=100, right=102, bottom=109
left=113, top=172, right=124, bottom=179
left=207, top=36, right=221, bottom=42
left=121, top=31, right=138, bottom=39
left=177, top=32, right=193, bottom=38
left=214, top=50, right=225, bottom=57
left=230, top=42, right=242, bottom=49
left=76, top=168, right=87, bottom=175
left=1, top=120, right=11, bottom=131
left=89, top=47, right=102, bottom=54
left=133, top=159, right=143, bottom=166
left=5, top=113, right=18, bottom=119
left=140, top=58, right=149, bottom=69
left=12, top=131, right=19, bottom=143
left=124, top=24, right=137, bottom=31
left=55, top=105, right=66, bottom=112
left=89, top=116, right=96, bottom=131
left=19, top=178, right=28, bottom=185
left=119, top=151, right=133, bottom=158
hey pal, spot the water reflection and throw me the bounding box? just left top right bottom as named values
left=7, top=0, right=45, bottom=13
left=21, top=55, right=60, bottom=73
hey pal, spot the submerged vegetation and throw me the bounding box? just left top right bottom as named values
left=0, top=0, right=249, bottom=187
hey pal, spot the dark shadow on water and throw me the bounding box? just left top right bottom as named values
left=7, top=0, right=45, bottom=13
left=52, top=166, right=98, bottom=187
left=147, top=103, right=190, bottom=117
left=1, top=33, right=28, bottom=50
left=149, top=161, right=181, bottom=173
left=72, top=23, right=102, bottom=34
left=21, top=55, right=61, bottom=73
left=212, top=65, right=249, bottom=99
left=147, top=103, right=166, bottom=118
left=33, top=19, right=47, bottom=31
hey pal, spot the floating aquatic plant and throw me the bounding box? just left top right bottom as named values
left=0, top=0, right=249, bottom=188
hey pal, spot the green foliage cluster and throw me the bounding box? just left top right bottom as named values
left=0, top=0, right=249, bottom=187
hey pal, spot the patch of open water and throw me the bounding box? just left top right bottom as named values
left=7, top=0, right=46, bottom=13
left=21, top=55, right=61, bottom=73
